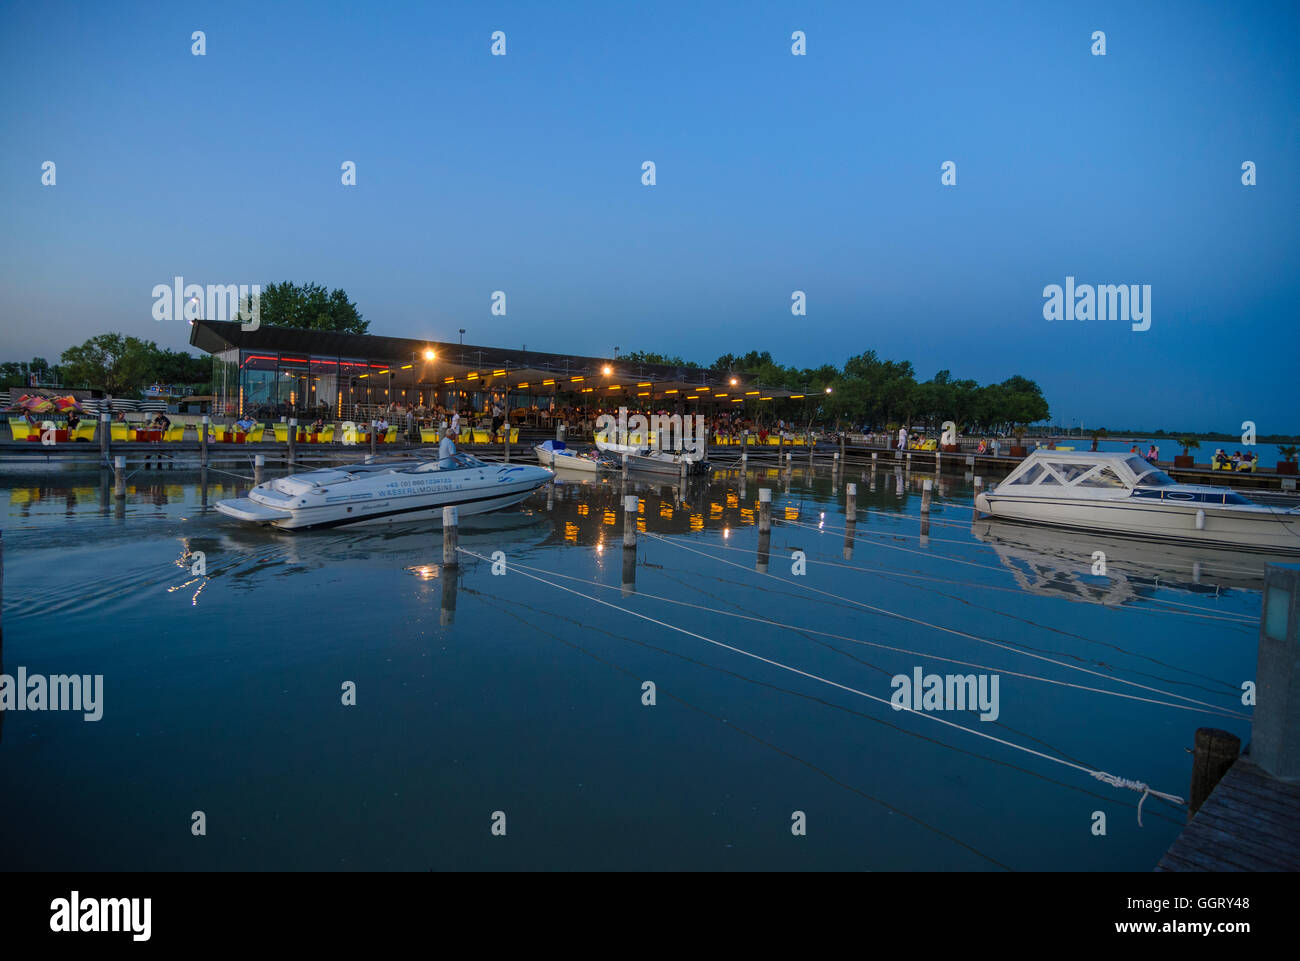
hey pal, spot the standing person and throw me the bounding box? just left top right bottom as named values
left=491, top=399, right=504, bottom=436
left=450, top=408, right=461, bottom=439
left=405, top=404, right=416, bottom=443
left=897, top=425, right=908, bottom=451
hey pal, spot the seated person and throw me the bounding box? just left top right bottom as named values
left=67, top=410, right=81, bottom=431
left=152, top=413, right=171, bottom=431
left=1213, top=448, right=1229, bottom=468
left=236, top=414, right=257, bottom=433
left=310, top=417, right=326, bottom=433
left=375, top=417, right=389, bottom=433
left=438, top=428, right=458, bottom=465
left=1230, top=451, right=1241, bottom=467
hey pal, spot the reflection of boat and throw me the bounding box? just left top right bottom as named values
left=974, top=517, right=1287, bottom=603
left=534, top=439, right=611, bottom=472
left=974, top=451, right=1300, bottom=553
left=214, top=453, right=553, bottom=529
left=594, top=439, right=710, bottom=476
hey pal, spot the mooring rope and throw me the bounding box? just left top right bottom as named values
left=641, top=531, right=1247, bottom=719
left=458, top=547, right=1187, bottom=822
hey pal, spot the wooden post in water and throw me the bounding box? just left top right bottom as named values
left=100, top=411, right=110, bottom=462
left=440, top=568, right=458, bottom=626
left=113, top=455, right=126, bottom=498
left=973, top=476, right=984, bottom=518
left=623, top=494, right=638, bottom=550
left=621, top=546, right=637, bottom=597
left=1253, top=565, right=1300, bottom=781
left=287, top=417, right=297, bottom=468
left=370, top=419, right=377, bottom=458
left=845, top=481, right=857, bottom=520
left=621, top=451, right=628, bottom=481
left=740, top=430, right=748, bottom=467
left=921, top=478, right=932, bottom=515
left=758, top=487, right=771, bottom=533
left=200, top=415, right=210, bottom=469
left=503, top=420, right=511, bottom=463
left=254, top=454, right=265, bottom=486
left=442, top=506, right=459, bottom=568
left=546, top=481, right=554, bottom=512
left=1189, top=728, right=1242, bottom=817
left=840, top=431, right=846, bottom=465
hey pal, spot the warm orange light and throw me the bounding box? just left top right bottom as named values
left=729, top=377, right=738, bottom=386
left=602, top=365, right=612, bottom=376
left=424, top=349, right=436, bottom=361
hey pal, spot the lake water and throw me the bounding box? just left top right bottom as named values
left=0, top=460, right=1265, bottom=870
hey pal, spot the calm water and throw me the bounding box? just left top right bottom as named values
left=0, top=460, right=1265, bottom=870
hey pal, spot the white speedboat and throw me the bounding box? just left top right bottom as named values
left=974, top=451, right=1300, bottom=553
left=534, top=439, right=611, bottom=473
left=214, top=453, right=553, bottom=529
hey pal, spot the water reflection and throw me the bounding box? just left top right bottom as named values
left=973, top=518, right=1280, bottom=602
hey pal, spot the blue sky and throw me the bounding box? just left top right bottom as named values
left=1, top=0, right=1296, bottom=431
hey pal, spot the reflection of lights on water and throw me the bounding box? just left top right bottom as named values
left=596, top=542, right=604, bottom=553
left=818, top=510, right=825, bottom=530
left=723, top=527, right=730, bottom=539
left=406, top=565, right=440, bottom=580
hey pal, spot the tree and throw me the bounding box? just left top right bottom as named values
left=60, top=335, right=158, bottom=393
left=259, top=281, right=368, bottom=334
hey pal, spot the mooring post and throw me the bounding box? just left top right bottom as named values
left=833, top=451, right=840, bottom=476
left=621, top=547, right=637, bottom=597
left=1253, top=564, right=1300, bottom=781
left=921, top=478, right=933, bottom=515
left=679, top=456, right=687, bottom=485
left=442, top=505, right=459, bottom=568
left=623, top=494, right=638, bottom=549
left=622, top=451, right=628, bottom=480
left=906, top=451, right=912, bottom=470
left=254, top=454, right=265, bottom=486
left=440, top=568, right=459, bottom=627
left=741, top=430, right=748, bottom=467
left=99, top=411, right=110, bottom=462
left=758, top=487, right=772, bottom=533
left=846, top=481, right=857, bottom=520
left=287, top=417, right=297, bottom=466
left=840, top=431, right=846, bottom=465
left=200, top=415, right=210, bottom=469
left=503, top=420, right=511, bottom=463
left=557, top=421, right=566, bottom=443
left=546, top=481, right=554, bottom=512
left=370, top=419, right=377, bottom=457
left=972, top=475, right=984, bottom=517
left=1189, top=728, right=1243, bottom=817
left=935, top=450, right=942, bottom=474
left=113, top=455, right=126, bottom=498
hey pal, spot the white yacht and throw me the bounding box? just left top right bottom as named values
left=214, top=453, right=553, bottom=530
left=593, top=437, right=710, bottom=476
left=974, top=451, right=1300, bottom=553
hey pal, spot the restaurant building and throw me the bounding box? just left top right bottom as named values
left=189, top=320, right=802, bottom=421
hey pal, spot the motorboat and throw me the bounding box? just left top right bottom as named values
left=974, top=450, right=1300, bottom=553
left=594, top=437, right=710, bottom=477
left=534, top=439, right=613, bottom=473
left=214, top=453, right=553, bottom=529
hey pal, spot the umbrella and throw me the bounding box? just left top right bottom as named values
left=53, top=395, right=84, bottom=412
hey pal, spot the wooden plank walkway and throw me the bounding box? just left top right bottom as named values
left=1157, top=759, right=1300, bottom=871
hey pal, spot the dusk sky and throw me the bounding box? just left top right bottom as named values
left=2, top=1, right=1296, bottom=432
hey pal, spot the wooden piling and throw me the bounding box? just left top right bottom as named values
left=1189, top=728, right=1242, bottom=817
left=113, top=455, right=126, bottom=498
left=99, top=411, right=110, bottom=461
left=287, top=417, right=297, bottom=467
left=758, top=487, right=771, bottom=533
left=254, top=454, right=265, bottom=486
left=621, top=451, right=628, bottom=480
left=370, top=419, right=377, bottom=458
left=442, top=506, right=459, bottom=568
left=200, top=415, right=210, bottom=468
left=921, top=478, right=932, bottom=514
left=741, top=430, right=748, bottom=466
left=845, top=481, right=857, bottom=519
left=503, top=420, right=511, bottom=463
left=973, top=476, right=984, bottom=518
left=623, top=494, right=638, bottom=549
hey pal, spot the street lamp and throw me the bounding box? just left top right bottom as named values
left=458, top=329, right=465, bottom=345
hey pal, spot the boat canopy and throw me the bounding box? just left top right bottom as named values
left=998, top=450, right=1179, bottom=492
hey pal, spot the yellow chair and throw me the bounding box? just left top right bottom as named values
left=384, top=426, right=399, bottom=443
left=319, top=425, right=335, bottom=443
left=10, top=420, right=31, bottom=441
left=246, top=425, right=266, bottom=442
left=74, top=420, right=96, bottom=441
left=767, top=435, right=780, bottom=446
left=420, top=427, right=441, bottom=443
left=164, top=425, right=186, bottom=442
left=472, top=428, right=490, bottom=444
left=508, top=427, right=519, bottom=444
left=273, top=423, right=290, bottom=443
left=111, top=423, right=129, bottom=442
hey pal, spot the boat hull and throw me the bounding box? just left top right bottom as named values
left=534, top=445, right=599, bottom=472
left=975, top=492, right=1300, bottom=553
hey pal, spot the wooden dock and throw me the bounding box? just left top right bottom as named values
left=1157, top=758, right=1300, bottom=871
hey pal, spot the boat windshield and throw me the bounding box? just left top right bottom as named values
left=1126, top=456, right=1177, bottom=486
